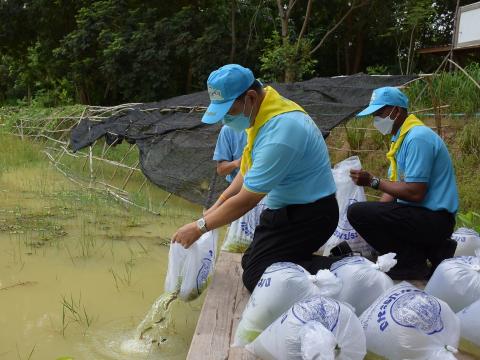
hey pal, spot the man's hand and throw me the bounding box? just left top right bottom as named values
left=349, top=169, right=373, bottom=187
left=172, top=222, right=202, bottom=249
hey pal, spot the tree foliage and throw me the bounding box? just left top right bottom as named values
left=0, top=0, right=473, bottom=105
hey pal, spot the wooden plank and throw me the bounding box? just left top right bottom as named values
left=228, top=261, right=257, bottom=360
left=187, top=251, right=244, bottom=360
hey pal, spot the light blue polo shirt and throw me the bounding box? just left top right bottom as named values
left=213, top=125, right=247, bottom=183
left=389, top=125, right=458, bottom=213
left=243, top=111, right=336, bottom=209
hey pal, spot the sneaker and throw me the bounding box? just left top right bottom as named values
left=427, top=238, right=457, bottom=277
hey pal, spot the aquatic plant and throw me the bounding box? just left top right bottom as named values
left=60, top=292, right=95, bottom=336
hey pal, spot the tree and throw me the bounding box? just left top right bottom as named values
left=263, top=0, right=368, bottom=82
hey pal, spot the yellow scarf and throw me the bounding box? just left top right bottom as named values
left=386, top=114, right=425, bottom=181
left=240, top=86, right=306, bottom=175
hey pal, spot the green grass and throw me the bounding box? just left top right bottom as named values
left=0, top=104, right=85, bottom=134
left=344, top=118, right=367, bottom=154
left=405, top=62, right=480, bottom=115
left=0, top=134, right=44, bottom=171
left=458, top=120, right=480, bottom=159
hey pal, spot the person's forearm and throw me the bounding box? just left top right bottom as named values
left=217, top=160, right=239, bottom=176
left=222, top=172, right=244, bottom=199
left=380, top=192, right=395, bottom=202
left=204, top=191, right=259, bottom=230
left=378, top=180, right=425, bottom=202
left=206, top=172, right=244, bottom=213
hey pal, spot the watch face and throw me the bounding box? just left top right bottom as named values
left=197, top=218, right=206, bottom=232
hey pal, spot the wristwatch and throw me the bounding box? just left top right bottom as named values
left=370, top=176, right=381, bottom=190
left=196, top=217, right=208, bottom=234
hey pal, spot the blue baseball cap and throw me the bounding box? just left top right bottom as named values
left=202, top=64, right=255, bottom=124
left=357, top=87, right=409, bottom=117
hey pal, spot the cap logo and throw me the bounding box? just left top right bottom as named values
left=208, top=85, right=224, bottom=101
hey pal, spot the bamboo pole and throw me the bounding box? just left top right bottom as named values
left=121, top=160, right=140, bottom=190
left=110, top=144, right=135, bottom=180
left=425, top=77, right=443, bottom=137
left=44, top=150, right=160, bottom=215
left=137, top=178, right=148, bottom=193
left=19, top=118, right=24, bottom=140
left=447, top=59, right=480, bottom=91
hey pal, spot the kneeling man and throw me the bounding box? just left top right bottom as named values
left=347, top=87, right=458, bottom=279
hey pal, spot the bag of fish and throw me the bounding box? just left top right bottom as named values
left=457, top=298, right=480, bottom=358
left=360, top=282, right=460, bottom=360
left=330, top=253, right=396, bottom=315
left=164, top=230, right=218, bottom=301
left=233, top=262, right=342, bottom=346
left=424, top=251, right=480, bottom=312
left=221, top=199, right=266, bottom=253
left=323, top=156, right=376, bottom=259
left=451, top=227, right=480, bottom=256
left=245, top=296, right=366, bottom=360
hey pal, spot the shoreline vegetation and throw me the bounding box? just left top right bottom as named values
left=1, top=66, right=479, bottom=222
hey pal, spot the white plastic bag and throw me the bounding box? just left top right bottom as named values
left=330, top=254, right=396, bottom=315
left=323, top=156, right=375, bottom=259
left=164, top=230, right=218, bottom=301
left=233, top=262, right=342, bottom=346
left=245, top=296, right=366, bottom=360
left=457, top=299, right=480, bottom=358
left=424, top=252, right=480, bottom=312
left=360, top=282, right=460, bottom=360
left=221, top=199, right=266, bottom=253
left=451, top=227, right=480, bottom=256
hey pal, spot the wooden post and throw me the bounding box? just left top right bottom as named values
left=89, top=145, right=94, bottom=183
left=19, top=118, right=24, bottom=140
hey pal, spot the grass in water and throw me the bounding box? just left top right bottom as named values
left=61, top=293, right=95, bottom=336
left=109, top=259, right=135, bottom=291
left=15, top=343, right=36, bottom=360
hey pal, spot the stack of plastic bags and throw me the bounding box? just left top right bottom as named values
left=457, top=299, right=480, bottom=358
left=245, top=296, right=366, bottom=360
left=424, top=250, right=480, bottom=312
left=451, top=227, right=480, bottom=256
left=322, top=156, right=376, bottom=259
left=330, top=253, right=396, bottom=315
left=360, top=282, right=460, bottom=360
left=233, top=262, right=342, bottom=346
left=164, top=230, right=218, bottom=301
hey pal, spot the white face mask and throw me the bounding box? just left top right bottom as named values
left=373, top=108, right=397, bottom=135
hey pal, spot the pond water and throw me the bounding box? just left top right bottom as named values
left=0, top=137, right=211, bottom=359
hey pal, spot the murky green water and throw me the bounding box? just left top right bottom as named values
left=0, top=136, right=210, bottom=359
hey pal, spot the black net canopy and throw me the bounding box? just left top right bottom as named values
left=70, top=74, right=416, bottom=206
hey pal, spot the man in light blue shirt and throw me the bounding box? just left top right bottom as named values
left=347, top=87, right=459, bottom=280
left=172, top=64, right=339, bottom=292
left=243, top=112, right=336, bottom=209
left=213, top=125, right=246, bottom=183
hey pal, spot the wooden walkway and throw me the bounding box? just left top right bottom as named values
left=186, top=251, right=256, bottom=360
left=187, top=251, right=475, bottom=360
